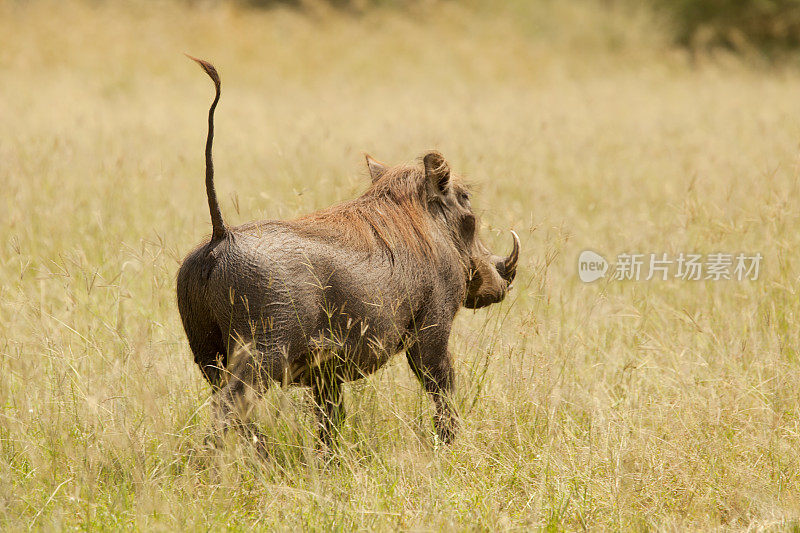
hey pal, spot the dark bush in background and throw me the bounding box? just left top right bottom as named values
left=654, top=0, right=800, bottom=51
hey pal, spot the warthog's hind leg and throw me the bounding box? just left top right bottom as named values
left=209, top=343, right=279, bottom=454
left=310, top=363, right=345, bottom=449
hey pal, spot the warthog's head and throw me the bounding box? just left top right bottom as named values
left=365, top=151, right=519, bottom=309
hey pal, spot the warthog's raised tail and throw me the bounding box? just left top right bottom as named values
left=186, top=55, right=227, bottom=242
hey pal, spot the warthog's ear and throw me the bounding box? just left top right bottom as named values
left=423, top=151, right=450, bottom=196
left=365, top=154, right=387, bottom=182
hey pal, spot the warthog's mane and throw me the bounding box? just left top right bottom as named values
left=294, top=164, right=438, bottom=262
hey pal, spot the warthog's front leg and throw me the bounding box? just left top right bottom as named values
left=406, top=335, right=458, bottom=444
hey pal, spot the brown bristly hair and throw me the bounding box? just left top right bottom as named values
left=295, top=164, right=437, bottom=261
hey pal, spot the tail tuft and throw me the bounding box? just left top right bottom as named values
left=186, top=54, right=221, bottom=89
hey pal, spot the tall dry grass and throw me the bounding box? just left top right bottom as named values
left=2, top=0, right=800, bottom=529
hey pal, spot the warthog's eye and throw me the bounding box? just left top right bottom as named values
left=457, top=191, right=471, bottom=207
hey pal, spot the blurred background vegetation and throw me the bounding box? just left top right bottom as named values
left=219, top=0, right=800, bottom=56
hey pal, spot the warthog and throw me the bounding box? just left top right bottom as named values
left=177, top=57, right=519, bottom=449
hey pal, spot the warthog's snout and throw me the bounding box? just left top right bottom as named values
left=464, top=230, right=520, bottom=309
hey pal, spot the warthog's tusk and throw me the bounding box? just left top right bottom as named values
left=502, top=230, right=520, bottom=280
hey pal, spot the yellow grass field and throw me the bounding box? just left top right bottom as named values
left=2, top=0, right=800, bottom=529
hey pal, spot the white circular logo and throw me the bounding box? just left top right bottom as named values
left=578, top=250, right=608, bottom=282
